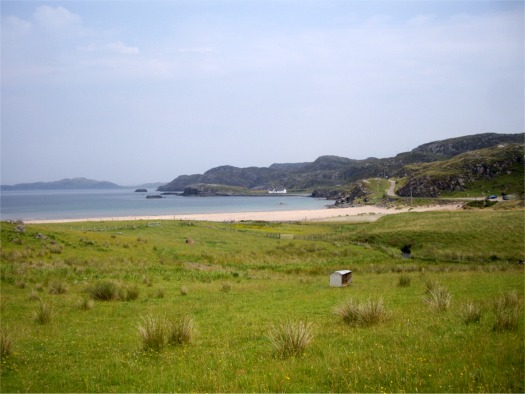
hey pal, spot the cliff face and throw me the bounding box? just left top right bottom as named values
left=158, top=133, right=524, bottom=192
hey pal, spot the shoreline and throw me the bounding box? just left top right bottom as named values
left=23, top=204, right=463, bottom=224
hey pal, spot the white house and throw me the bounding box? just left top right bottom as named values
left=330, top=270, right=352, bottom=287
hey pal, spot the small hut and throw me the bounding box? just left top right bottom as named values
left=330, top=270, right=352, bottom=287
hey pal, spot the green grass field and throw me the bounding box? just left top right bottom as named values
left=1, top=209, right=523, bottom=392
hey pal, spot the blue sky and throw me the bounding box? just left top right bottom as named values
left=1, top=0, right=523, bottom=185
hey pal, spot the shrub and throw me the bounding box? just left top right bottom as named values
left=168, top=315, right=195, bottom=345
left=138, top=315, right=168, bottom=351
left=424, top=286, right=452, bottom=312
left=0, top=328, right=13, bottom=358
left=221, top=282, right=231, bottom=293
left=180, top=286, right=189, bottom=296
left=398, top=275, right=411, bottom=287
left=335, top=298, right=389, bottom=327
left=88, top=281, right=118, bottom=301
left=493, top=291, right=522, bottom=331
left=33, top=300, right=53, bottom=324
left=459, top=302, right=482, bottom=324
left=267, top=320, right=314, bottom=359
left=49, top=280, right=67, bottom=295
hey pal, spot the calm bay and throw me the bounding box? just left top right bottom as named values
left=0, top=189, right=329, bottom=221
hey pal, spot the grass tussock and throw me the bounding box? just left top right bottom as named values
left=33, top=300, right=53, bottom=325
left=493, top=291, right=522, bottom=332
left=459, top=302, right=482, bottom=324
left=138, top=314, right=196, bottom=351
left=267, top=320, right=314, bottom=359
left=168, top=315, right=195, bottom=345
left=77, top=297, right=94, bottom=311
left=48, top=280, right=67, bottom=295
left=88, top=281, right=118, bottom=301
left=119, top=285, right=140, bottom=301
left=424, top=286, right=452, bottom=312
left=0, top=328, right=13, bottom=358
left=138, top=315, right=168, bottom=352
left=335, top=298, right=389, bottom=327
left=397, top=275, right=411, bottom=287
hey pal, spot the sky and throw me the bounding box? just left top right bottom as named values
left=1, top=0, right=523, bottom=186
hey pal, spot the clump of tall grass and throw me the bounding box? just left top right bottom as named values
left=33, top=300, right=53, bottom=324
left=48, top=280, right=67, bottom=295
left=168, top=315, right=195, bottom=345
left=119, top=285, right=140, bottom=301
left=459, top=302, right=482, bottom=324
left=138, top=315, right=196, bottom=351
left=180, top=286, right=189, bottom=296
left=425, top=278, right=440, bottom=294
left=138, top=315, right=168, bottom=351
left=492, top=291, right=522, bottom=332
left=221, top=282, right=231, bottom=293
left=28, top=289, right=41, bottom=302
left=267, top=320, right=314, bottom=359
left=424, top=286, right=452, bottom=312
left=335, top=298, right=389, bottom=327
left=0, top=328, right=13, bottom=358
left=77, top=297, right=94, bottom=311
left=88, top=281, right=118, bottom=301
left=397, top=275, right=411, bottom=287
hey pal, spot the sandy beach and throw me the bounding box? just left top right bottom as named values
left=24, top=204, right=463, bottom=224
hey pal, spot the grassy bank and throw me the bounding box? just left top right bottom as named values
left=1, top=209, right=523, bottom=392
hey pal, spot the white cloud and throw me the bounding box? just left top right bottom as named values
left=33, top=5, right=81, bottom=30
left=2, top=15, right=32, bottom=36
left=107, top=41, right=140, bottom=55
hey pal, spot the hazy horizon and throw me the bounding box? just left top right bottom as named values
left=1, top=1, right=523, bottom=185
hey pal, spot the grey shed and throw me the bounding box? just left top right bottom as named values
left=330, top=270, right=352, bottom=287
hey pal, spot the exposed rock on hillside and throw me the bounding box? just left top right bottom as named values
left=397, top=144, right=524, bottom=197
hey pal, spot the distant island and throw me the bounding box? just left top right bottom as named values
left=0, top=177, right=123, bottom=191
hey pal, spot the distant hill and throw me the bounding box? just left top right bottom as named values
left=158, top=132, right=524, bottom=192
left=1, top=177, right=123, bottom=191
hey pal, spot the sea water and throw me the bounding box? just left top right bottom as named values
left=0, top=189, right=330, bottom=221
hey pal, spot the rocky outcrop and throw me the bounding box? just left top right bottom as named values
left=334, top=181, right=371, bottom=206
left=397, top=143, right=524, bottom=197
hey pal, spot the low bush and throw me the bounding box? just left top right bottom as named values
left=335, top=298, right=389, bottom=327
left=267, top=320, right=314, bottom=359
